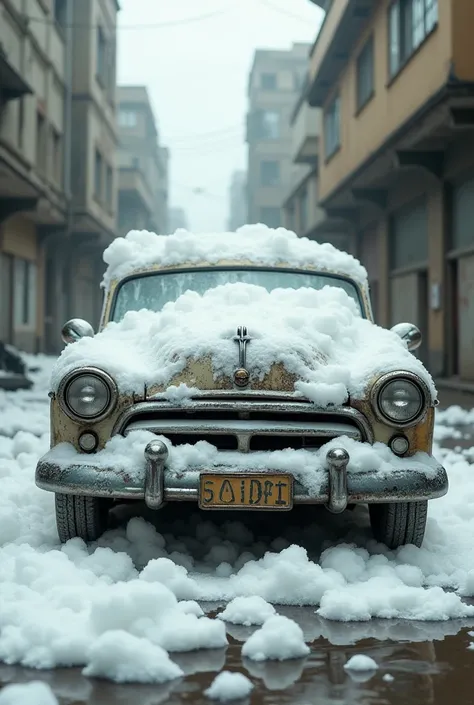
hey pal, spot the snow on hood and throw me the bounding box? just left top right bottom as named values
left=101, top=225, right=369, bottom=291
left=52, top=283, right=436, bottom=406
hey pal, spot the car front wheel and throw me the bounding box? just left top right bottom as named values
left=55, top=493, right=110, bottom=543
left=369, top=501, right=428, bottom=549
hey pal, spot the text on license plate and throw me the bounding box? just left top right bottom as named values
left=199, top=473, right=293, bottom=510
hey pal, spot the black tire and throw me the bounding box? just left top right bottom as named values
left=369, top=501, right=428, bottom=549
left=55, top=493, right=110, bottom=543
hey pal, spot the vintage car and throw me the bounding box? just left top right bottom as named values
left=35, top=227, right=448, bottom=549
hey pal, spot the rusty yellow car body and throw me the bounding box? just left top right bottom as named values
left=36, top=258, right=448, bottom=548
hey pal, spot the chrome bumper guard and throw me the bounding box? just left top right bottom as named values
left=36, top=441, right=449, bottom=512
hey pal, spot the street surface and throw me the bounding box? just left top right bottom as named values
left=0, top=362, right=473, bottom=704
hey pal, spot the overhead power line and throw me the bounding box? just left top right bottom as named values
left=166, top=124, right=244, bottom=143
left=256, top=0, right=317, bottom=23
left=23, top=8, right=230, bottom=30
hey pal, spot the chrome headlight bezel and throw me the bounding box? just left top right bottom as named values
left=57, top=367, right=118, bottom=423
left=370, top=371, right=430, bottom=428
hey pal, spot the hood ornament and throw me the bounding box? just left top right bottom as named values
left=233, top=325, right=251, bottom=388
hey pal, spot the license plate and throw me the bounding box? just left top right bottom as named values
left=199, top=473, right=293, bottom=510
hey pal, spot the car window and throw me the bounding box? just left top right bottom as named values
left=110, top=269, right=364, bottom=322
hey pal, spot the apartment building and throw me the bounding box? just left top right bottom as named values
left=117, top=85, right=169, bottom=237
left=246, top=43, right=311, bottom=228
left=282, top=79, right=330, bottom=244
left=308, top=0, right=474, bottom=383
left=0, top=0, right=68, bottom=353
left=0, top=0, right=120, bottom=355
left=227, top=170, right=247, bottom=231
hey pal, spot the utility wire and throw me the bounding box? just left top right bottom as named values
left=23, top=8, right=230, bottom=30
left=256, top=0, right=317, bottom=23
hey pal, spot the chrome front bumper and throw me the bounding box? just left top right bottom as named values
left=36, top=441, right=449, bottom=513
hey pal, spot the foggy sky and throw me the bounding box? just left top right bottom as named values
left=117, top=0, right=323, bottom=233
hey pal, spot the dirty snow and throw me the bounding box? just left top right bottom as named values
left=217, top=596, right=276, bottom=626
left=45, top=431, right=441, bottom=496
left=344, top=654, right=378, bottom=672
left=205, top=671, right=254, bottom=701
left=102, top=225, right=368, bottom=289
left=51, top=283, right=436, bottom=406
left=241, top=616, right=310, bottom=661
left=0, top=681, right=58, bottom=705
left=1, top=356, right=474, bottom=684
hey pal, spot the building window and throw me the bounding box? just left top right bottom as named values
left=356, top=35, right=374, bottom=111
left=261, top=72, right=277, bottom=90
left=388, top=0, right=438, bottom=78
left=324, top=95, right=341, bottom=159
left=54, top=0, right=67, bottom=29
left=118, top=110, right=137, bottom=127
left=50, top=127, right=62, bottom=185
left=262, top=111, right=280, bottom=139
left=96, top=26, right=107, bottom=86
left=36, top=112, right=47, bottom=172
left=260, top=160, right=280, bottom=186
left=260, top=207, right=281, bottom=229
left=17, top=98, right=24, bottom=149
left=13, top=259, right=36, bottom=327
left=94, top=149, right=103, bottom=200
left=106, top=165, right=113, bottom=208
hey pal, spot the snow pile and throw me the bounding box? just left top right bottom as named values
left=205, top=671, right=254, bottom=701
left=217, top=596, right=276, bottom=626
left=241, top=616, right=310, bottom=661
left=46, top=431, right=441, bottom=495
left=51, top=283, right=436, bottom=405
left=435, top=406, right=474, bottom=426
left=344, top=654, right=378, bottom=672
left=0, top=681, right=58, bottom=705
left=83, top=630, right=184, bottom=683
left=102, top=225, right=368, bottom=289
left=2, top=354, right=474, bottom=684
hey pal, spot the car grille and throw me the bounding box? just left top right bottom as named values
left=117, top=399, right=372, bottom=453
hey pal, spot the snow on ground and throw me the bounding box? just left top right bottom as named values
left=102, top=225, right=369, bottom=289
left=1, top=359, right=474, bottom=684
left=51, top=283, right=435, bottom=407
left=205, top=671, right=254, bottom=701
left=217, top=596, right=276, bottom=626
left=344, top=654, right=378, bottom=672
left=0, top=680, right=58, bottom=704
left=241, top=616, right=310, bottom=662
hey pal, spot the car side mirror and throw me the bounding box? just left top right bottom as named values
left=390, top=322, right=422, bottom=352
left=61, top=318, right=95, bottom=345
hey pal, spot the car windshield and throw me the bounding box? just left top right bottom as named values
left=110, top=269, right=364, bottom=322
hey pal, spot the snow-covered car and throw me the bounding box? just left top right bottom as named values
left=36, top=226, right=448, bottom=548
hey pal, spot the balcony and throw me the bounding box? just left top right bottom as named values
left=291, top=100, right=320, bottom=165
left=0, top=49, right=32, bottom=101
left=308, top=0, right=375, bottom=107
left=119, top=167, right=153, bottom=213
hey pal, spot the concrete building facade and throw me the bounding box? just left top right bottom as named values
left=227, top=170, right=247, bottom=231
left=117, top=85, right=169, bottom=237
left=0, top=0, right=120, bottom=355
left=246, top=43, right=311, bottom=228
left=0, top=0, right=69, bottom=353
left=307, top=0, right=474, bottom=384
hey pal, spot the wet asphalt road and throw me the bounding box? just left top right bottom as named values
left=1, top=388, right=474, bottom=704
left=1, top=611, right=473, bottom=705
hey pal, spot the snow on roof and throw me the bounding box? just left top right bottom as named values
left=52, top=283, right=436, bottom=404
left=102, top=225, right=369, bottom=290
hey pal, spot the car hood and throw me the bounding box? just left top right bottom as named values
left=51, top=283, right=436, bottom=408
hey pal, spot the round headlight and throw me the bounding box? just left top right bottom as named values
left=377, top=378, right=424, bottom=424
left=61, top=370, right=116, bottom=420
